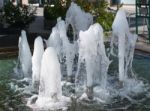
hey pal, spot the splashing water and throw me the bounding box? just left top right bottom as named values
left=47, top=25, right=62, bottom=60
left=109, top=9, right=145, bottom=96
left=28, top=47, right=70, bottom=110
left=14, top=30, right=32, bottom=78
left=32, top=36, right=44, bottom=92
left=66, top=2, right=93, bottom=40
left=110, top=9, right=138, bottom=82
left=76, top=23, right=110, bottom=101
left=57, top=18, right=77, bottom=79
left=46, top=18, right=77, bottom=79
left=11, top=5, right=150, bottom=111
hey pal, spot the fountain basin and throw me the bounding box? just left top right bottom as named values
left=0, top=52, right=150, bottom=110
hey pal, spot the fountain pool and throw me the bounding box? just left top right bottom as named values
left=0, top=52, right=150, bottom=111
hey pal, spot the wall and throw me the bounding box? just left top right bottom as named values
left=22, top=0, right=29, bottom=5
left=121, top=0, right=135, bottom=4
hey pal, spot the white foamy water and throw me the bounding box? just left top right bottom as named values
left=110, top=9, right=138, bottom=82
left=32, top=36, right=44, bottom=91
left=47, top=25, right=62, bottom=60
left=76, top=23, right=110, bottom=101
left=28, top=47, right=70, bottom=110
left=109, top=9, right=146, bottom=97
left=14, top=30, right=32, bottom=78
left=57, top=19, right=77, bottom=78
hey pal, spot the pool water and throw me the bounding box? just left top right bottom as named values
left=0, top=54, right=150, bottom=111
left=133, top=54, right=150, bottom=82
left=0, top=58, right=31, bottom=111
left=0, top=58, right=15, bottom=78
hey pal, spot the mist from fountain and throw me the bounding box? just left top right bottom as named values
left=47, top=26, right=62, bottom=61
left=32, top=36, right=44, bottom=92
left=57, top=18, right=77, bottom=80
left=66, top=2, right=93, bottom=40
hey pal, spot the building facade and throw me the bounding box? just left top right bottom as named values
left=112, top=0, right=135, bottom=4
left=120, top=0, right=135, bottom=4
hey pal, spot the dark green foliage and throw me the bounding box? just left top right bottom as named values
left=92, top=0, right=115, bottom=31
left=4, top=2, right=36, bottom=28
left=96, top=11, right=115, bottom=31
left=44, top=5, right=60, bottom=20
left=44, top=0, right=69, bottom=20
left=75, top=0, right=94, bottom=12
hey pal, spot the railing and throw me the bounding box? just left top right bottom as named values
left=136, top=0, right=150, bottom=43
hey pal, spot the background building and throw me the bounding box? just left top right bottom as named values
left=121, top=0, right=135, bottom=4
left=111, top=0, right=135, bottom=4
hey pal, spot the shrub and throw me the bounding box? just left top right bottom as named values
left=44, top=0, right=68, bottom=20
left=96, top=11, right=115, bottom=31
left=44, top=5, right=59, bottom=20
left=4, top=2, right=36, bottom=28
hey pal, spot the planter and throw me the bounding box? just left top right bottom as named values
left=44, top=19, right=57, bottom=30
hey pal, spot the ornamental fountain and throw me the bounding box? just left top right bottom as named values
left=13, top=2, right=148, bottom=110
